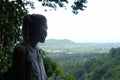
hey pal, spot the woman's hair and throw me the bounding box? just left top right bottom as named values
left=22, top=14, right=47, bottom=41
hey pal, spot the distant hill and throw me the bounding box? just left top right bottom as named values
left=44, top=39, right=75, bottom=45
left=38, top=39, right=120, bottom=54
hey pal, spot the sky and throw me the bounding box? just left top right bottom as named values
left=29, top=0, right=120, bottom=43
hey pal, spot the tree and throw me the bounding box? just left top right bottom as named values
left=110, top=48, right=116, bottom=57
left=0, top=0, right=36, bottom=52
left=0, top=0, right=35, bottom=79
left=38, top=0, right=87, bottom=14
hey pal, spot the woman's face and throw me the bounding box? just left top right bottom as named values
left=27, top=23, right=47, bottom=46
left=34, top=23, right=48, bottom=43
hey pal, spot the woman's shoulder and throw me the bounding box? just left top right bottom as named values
left=12, top=42, right=28, bottom=60
left=14, top=42, right=28, bottom=53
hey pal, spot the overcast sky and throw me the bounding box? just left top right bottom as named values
left=29, top=0, right=120, bottom=42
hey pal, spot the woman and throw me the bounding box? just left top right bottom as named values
left=11, top=14, right=48, bottom=80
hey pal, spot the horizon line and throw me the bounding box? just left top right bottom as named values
left=45, top=38, right=120, bottom=43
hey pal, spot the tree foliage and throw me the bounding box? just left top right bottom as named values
left=40, top=49, right=65, bottom=79
left=38, top=0, right=87, bottom=14
left=75, top=47, right=120, bottom=80
left=0, top=0, right=33, bottom=79
left=0, top=0, right=27, bottom=53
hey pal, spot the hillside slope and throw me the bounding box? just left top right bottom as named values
left=39, top=39, right=120, bottom=54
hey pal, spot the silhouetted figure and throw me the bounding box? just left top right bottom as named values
left=11, top=14, right=48, bottom=80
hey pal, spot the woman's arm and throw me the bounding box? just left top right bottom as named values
left=12, top=47, right=27, bottom=80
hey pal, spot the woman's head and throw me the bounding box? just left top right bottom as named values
left=22, top=14, right=47, bottom=44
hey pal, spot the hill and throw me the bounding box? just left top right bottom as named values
left=39, top=39, right=120, bottom=79
left=39, top=39, right=120, bottom=54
